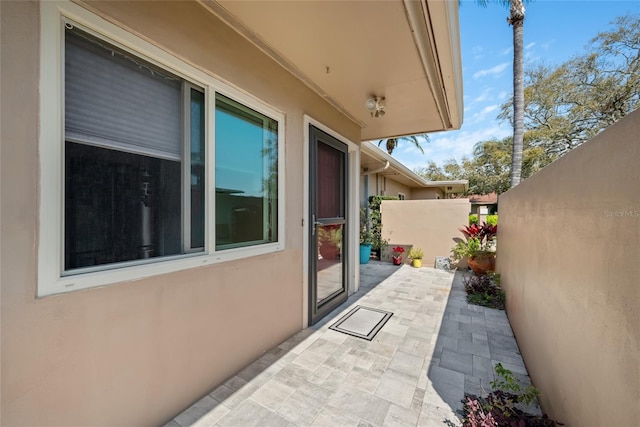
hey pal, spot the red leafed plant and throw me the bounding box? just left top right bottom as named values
left=392, top=246, right=405, bottom=255
left=460, top=222, right=497, bottom=248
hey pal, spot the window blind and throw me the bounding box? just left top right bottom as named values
left=65, top=27, right=182, bottom=161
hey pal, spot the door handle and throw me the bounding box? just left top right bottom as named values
left=312, top=214, right=322, bottom=235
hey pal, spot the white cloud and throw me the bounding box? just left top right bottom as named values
left=541, top=40, right=555, bottom=50
left=469, top=104, right=501, bottom=125
left=469, top=87, right=502, bottom=105
left=472, top=89, right=492, bottom=103
left=473, top=62, right=509, bottom=79
left=480, top=104, right=498, bottom=115
left=472, top=45, right=484, bottom=60
left=501, top=47, right=513, bottom=56
left=525, top=42, right=536, bottom=50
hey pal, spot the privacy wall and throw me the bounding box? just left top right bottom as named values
left=380, top=199, right=470, bottom=266
left=497, top=109, right=640, bottom=426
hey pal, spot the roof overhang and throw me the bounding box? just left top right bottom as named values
left=360, top=142, right=468, bottom=193
left=199, top=0, right=463, bottom=140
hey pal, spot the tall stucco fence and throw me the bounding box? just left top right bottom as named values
left=497, top=109, right=640, bottom=426
left=380, top=199, right=470, bottom=266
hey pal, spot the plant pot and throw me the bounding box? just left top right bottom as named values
left=359, top=243, right=372, bottom=264
left=467, top=252, right=496, bottom=275
left=412, top=259, right=422, bottom=268
left=319, top=243, right=339, bottom=260
left=392, top=255, right=402, bottom=265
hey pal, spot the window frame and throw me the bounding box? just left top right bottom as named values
left=214, top=94, right=280, bottom=251
left=38, top=1, right=285, bottom=297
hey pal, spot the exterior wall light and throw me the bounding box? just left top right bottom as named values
left=365, top=96, right=385, bottom=118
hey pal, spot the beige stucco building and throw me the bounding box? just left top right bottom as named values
left=0, top=1, right=463, bottom=424
left=360, top=141, right=467, bottom=205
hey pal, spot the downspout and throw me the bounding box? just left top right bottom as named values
left=361, top=161, right=390, bottom=176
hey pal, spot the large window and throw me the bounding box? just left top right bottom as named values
left=38, top=2, right=284, bottom=295
left=64, top=27, right=205, bottom=272
left=215, top=95, right=278, bottom=249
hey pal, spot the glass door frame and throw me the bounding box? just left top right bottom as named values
left=308, top=125, right=349, bottom=325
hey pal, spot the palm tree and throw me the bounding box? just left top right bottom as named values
left=378, top=134, right=428, bottom=155
left=477, top=0, right=528, bottom=187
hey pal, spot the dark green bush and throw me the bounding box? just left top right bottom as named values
left=368, top=196, right=397, bottom=251
left=463, top=273, right=505, bottom=310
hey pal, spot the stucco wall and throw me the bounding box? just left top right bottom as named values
left=497, top=110, right=640, bottom=426
left=0, top=1, right=359, bottom=425
left=366, top=174, right=411, bottom=200
left=380, top=176, right=411, bottom=199
left=380, top=199, right=469, bottom=266
left=411, top=187, right=444, bottom=200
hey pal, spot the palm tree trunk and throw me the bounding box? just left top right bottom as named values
left=509, top=0, right=525, bottom=187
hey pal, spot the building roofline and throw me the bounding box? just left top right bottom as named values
left=360, top=141, right=468, bottom=191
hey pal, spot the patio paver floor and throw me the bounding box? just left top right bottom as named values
left=165, top=261, right=537, bottom=427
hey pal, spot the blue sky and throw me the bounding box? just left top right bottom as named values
left=390, top=0, right=639, bottom=171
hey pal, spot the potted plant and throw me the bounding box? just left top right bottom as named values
left=359, top=208, right=373, bottom=264
left=408, top=247, right=424, bottom=268
left=452, top=222, right=497, bottom=275
left=391, top=246, right=405, bottom=265
left=318, top=225, right=341, bottom=260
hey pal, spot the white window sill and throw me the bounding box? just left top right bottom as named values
left=39, top=243, right=284, bottom=297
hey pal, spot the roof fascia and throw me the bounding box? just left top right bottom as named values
left=361, top=141, right=429, bottom=187
left=361, top=142, right=469, bottom=192
left=404, top=0, right=463, bottom=130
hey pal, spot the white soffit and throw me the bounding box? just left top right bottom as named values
left=200, top=0, right=463, bottom=140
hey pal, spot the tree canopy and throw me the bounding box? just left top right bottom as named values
left=417, top=13, right=640, bottom=195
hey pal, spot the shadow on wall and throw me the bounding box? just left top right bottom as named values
left=497, top=109, right=640, bottom=426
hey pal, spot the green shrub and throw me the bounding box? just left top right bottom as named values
left=486, top=214, right=498, bottom=226
left=408, top=247, right=424, bottom=260
left=463, top=364, right=560, bottom=427
left=468, top=214, right=478, bottom=225
left=463, top=272, right=504, bottom=310
left=368, top=196, right=397, bottom=251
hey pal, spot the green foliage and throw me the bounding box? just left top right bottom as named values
left=378, top=134, right=428, bottom=155
left=463, top=273, right=505, bottom=310
left=500, top=13, right=640, bottom=164
left=463, top=363, right=560, bottom=427
left=491, top=363, right=541, bottom=408
left=486, top=215, right=498, bottom=226
left=469, top=214, right=479, bottom=225
left=317, top=225, right=341, bottom=246
left=415, top=14, right=640, bottom=196
left=408, top=247, right=424, bottom=260
left=454, top=222, right=498, bottom=259
left=359, top=208, right=373, bottom=244
left=453, top=238, right=481, bottom=260
left=368, top=196, right=396, bottom=251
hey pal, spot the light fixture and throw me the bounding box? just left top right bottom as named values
left=365, top=96, right=385, bottom=118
